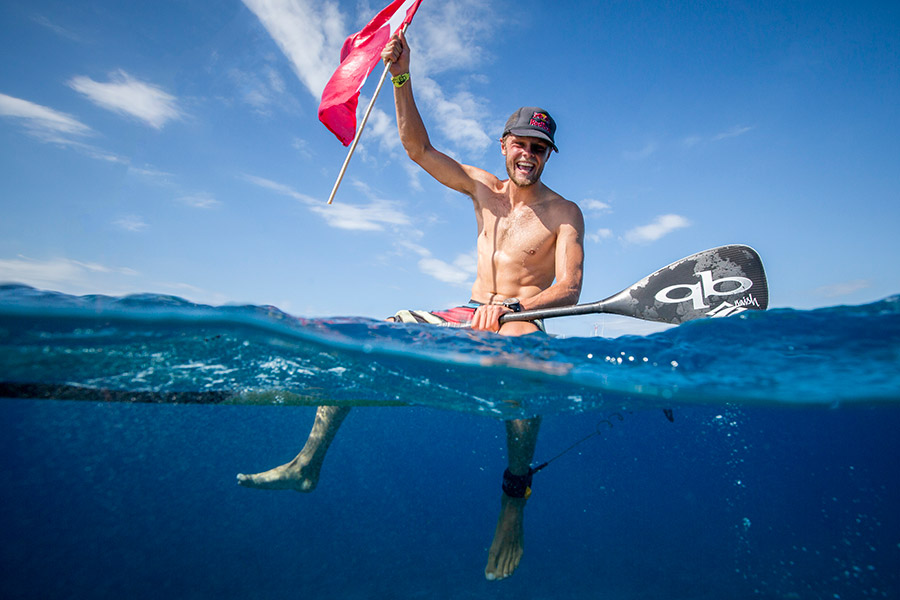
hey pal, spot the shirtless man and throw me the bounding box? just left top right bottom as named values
left=238, top=31, right=585, bottom=581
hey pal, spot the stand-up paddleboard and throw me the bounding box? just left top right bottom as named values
left=501, top=245, right=768, bottom=325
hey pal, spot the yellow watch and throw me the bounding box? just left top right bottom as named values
left=391, top=72, right=410, bottom=88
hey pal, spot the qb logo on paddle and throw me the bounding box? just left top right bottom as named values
left=655, top=270, right=758, bottom=315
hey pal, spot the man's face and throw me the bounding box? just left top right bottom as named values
left=502, top=134, right=551, bottom=187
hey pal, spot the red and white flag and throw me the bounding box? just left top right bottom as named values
left=318, top=0, right=423, bottom=145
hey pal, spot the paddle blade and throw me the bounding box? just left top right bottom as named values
left=598, top=245, right=768, bottom=324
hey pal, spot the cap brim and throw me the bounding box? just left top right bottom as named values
left=506, top=128, right=558, bottom=152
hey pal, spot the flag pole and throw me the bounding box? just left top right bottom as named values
left=328, top=23, right=409, bottom=204
left=326, top=61, right=392, bottom=204
left=326, top=22, right=409, bottom=205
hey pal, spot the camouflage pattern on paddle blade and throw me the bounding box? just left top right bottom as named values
left=596, top=245, right=768, bottom=324
left=500, top=245, right=768, bottom=325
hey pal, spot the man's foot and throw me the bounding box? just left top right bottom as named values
left=236, top=455, right=319, bottom=492
left=484, top=493, right=526, bottom=580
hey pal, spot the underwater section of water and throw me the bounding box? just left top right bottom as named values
left=1, top=398, right=898, bottom=599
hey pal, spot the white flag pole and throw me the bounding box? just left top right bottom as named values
left=326, top=22, right=410, bottom=206
left=326, top=61, right=393, bottom=205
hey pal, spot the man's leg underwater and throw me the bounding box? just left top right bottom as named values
left=485, top=319, right=542, bottom=581
left=485, top=416, right=541, bottom=580
left=237, top=405, right=350, bottom=492
left=240, top=313, right=408, bottom=492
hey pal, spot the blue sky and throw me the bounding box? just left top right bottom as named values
left=1, top=0, right=898, bottom=337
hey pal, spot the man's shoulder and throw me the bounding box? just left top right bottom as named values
left=535, top=190, right=584, bottom=239
left=540, top=187, right=584, bottom=221
left=463, top=164, right=504, bottom=189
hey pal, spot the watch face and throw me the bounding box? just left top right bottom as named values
left=503, top=298, right=522, bottom=311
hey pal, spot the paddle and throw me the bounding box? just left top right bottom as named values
left=499, top=244, right=768, bottom=326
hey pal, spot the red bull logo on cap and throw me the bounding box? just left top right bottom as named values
left=529, top=112, right=551, bottom=134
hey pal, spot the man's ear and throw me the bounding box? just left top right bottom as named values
left=500, top=138, right=507, bottom=156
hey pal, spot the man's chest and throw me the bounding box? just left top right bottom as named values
left=478, top=207, right=556, bottom=258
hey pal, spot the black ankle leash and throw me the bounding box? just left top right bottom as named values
left=503, top=409, right=674, bottom=497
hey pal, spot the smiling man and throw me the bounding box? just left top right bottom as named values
left=238, top=30, right=585, bottom=581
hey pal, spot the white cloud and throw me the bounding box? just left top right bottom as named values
left=587, top=228, right=613, bottom=244
left=246, top=173, right=471, bottom=282
left=241, top=0, right=345, bottom=98
left=178, top=193, right=220, bottom=209
left=452, top=252, right=477, bottom=274
left=396, top=240, right=432, bottom=258
left=228, top=65, right=294, bottom=116
left=308, top=199, right=411, bottom=231
left=243, top=0, right=495, bottom=156
left=243, top=174, right=308, bottom=200
left=623, top=141, right=658, bottom=160
left=292, top=137, right=314, bottom=159
left=682, top=135, right=703, bottom=149
left=624, top=214, right=690, bottom=244
left=402, top=160, right=424, bottom=192
left=243, top=173, right=412, bottom=231
left=416, top=0, right=495, bottom=75
left=413, top=1, right=496, bottom=155
left=32, top=15, right=83, bottom=42
left=583, top=199, right=612, bottom=213
left=683, top=125, right=754, bottom=148
left=585, top=198, right=614, bottom=243
left=86, top=148, right=129, bottom=164
left=354, top=94, right=402, bottom=153
left=815, top=279, right=871, bottom=298
left=712, top=125, right=754, bottom=141
left=0, top=255, right=232, bottom=304
left=0, top=93, right=136, bottom=164
left=266, top=66, right=287, bottom=94
left=0, top=92, right=92, bottom=139
left=396, top=240, right=475, bottom=285
left=113, top=215, right=149, bottom=232
left=418, top=256, right=472, bottom=284
left=0, top=256, right=138, bottom=295
left=414, top=77, right=493, bottom=154
left=127, top=165, right=174, bottom=181
left=68, top=70, right=181, bottom=129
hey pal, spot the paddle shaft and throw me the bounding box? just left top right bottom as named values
left=499, top=301, right=604, bottom=324
left=498, top=294, right=627, bottom=325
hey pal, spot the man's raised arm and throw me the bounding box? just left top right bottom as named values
left=381, top=31, right=487, bottom=197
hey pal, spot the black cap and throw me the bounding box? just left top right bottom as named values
left=503, top=107, right=558, bottom=152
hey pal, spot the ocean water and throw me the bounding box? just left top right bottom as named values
left=2, top=284, right=899, bottom=599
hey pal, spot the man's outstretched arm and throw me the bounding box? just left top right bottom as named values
left=381, top=31, right=491, bottom=197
